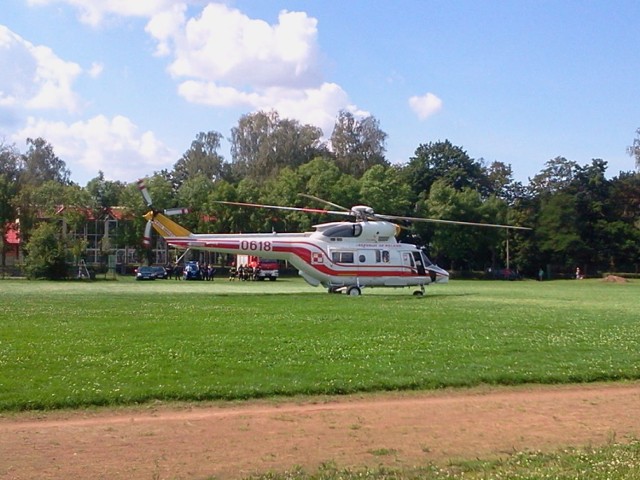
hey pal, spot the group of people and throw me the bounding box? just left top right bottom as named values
left=166, top=262, right=216, bottom=281
left=537, top=266, right=585, bottom=281
left=228, top=264, right=261, bottom=281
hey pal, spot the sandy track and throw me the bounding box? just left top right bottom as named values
left=1, top=382, right=639, bottom=479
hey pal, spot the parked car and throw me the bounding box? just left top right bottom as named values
left=135, top=266, right=156, bottom=280
left=183, top=261, right=202, bottom=280
left=151, top=266, right=168, bottom=279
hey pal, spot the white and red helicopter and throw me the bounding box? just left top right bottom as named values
left=139, top=179, right=530, bottom=296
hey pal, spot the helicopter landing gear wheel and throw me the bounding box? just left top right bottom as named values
left=413, top=290, right=424, bottom=296
left=347, top=286, right=361, bottom=296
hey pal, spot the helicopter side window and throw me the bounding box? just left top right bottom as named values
left=332, top=251, right=354, bottom=263
left=322, top=224, right=363, bottom=238
left=382, top=250, right=390, bottom=263
left=402, top=252, right=415, bottom=267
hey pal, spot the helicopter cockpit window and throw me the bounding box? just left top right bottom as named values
left=322, top=224, right=363, bottom=238
left=420, top=251, right=434, bottom=267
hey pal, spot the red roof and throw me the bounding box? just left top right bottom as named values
left=53, top=205, right=134, bottom=221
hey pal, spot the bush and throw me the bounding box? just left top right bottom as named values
left=23, top=223, right=69, bottom=280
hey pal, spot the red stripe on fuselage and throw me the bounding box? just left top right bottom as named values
left=272, top=242, right=420, bottom=277
left=165, top=236, right=424, bottom=278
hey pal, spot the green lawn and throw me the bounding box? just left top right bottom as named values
left=246, top=441, right=640, bottom=480
left=1, top=277, right=639, bottom=411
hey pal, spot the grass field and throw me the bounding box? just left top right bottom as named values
left=1, top=276, right=639, bottom=411
left=248, top=441, right=640, bottom=480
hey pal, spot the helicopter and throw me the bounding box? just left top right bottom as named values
left=138, top=179, right=530, bottom=296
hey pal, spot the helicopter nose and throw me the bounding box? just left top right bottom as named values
left=427, top=265, right=449, bottom=284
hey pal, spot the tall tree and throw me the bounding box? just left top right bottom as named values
left=535, top=191, right=583, bottom=269
left=627, top=128, right=640, bottom=170
left=330, top=110, right=388, bottom=177
left=19, top=137, right=71, bottom=186
left=607, top=171, right=640, bottom=273
left=421, top=180, right=503, bottom=270
left=0, top=142, right=21, bottom=274
left=528, top=156, right=578, bottom=196
left=85, top=171, right=125, bottom=209
left=172, top=131, right=226, bottom=187
left=359, top=165, right=411, bottom=215
left=403, top=140, right=488, bottom=200
left=485, top=160, right=526, bottom=205
left=176, top=174, right=215, bottom=232
left=206, top=180, right=248, bottom=234
left=230, top=111, right=324, bottom=181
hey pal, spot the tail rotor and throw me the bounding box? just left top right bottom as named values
left=137, top=178, right=190, bottom=248
left=143, top=220, right=153, bottom=248
left=137, top=178, right=153, bottom=208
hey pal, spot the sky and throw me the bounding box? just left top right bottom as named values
left=1, top=0, right=639, bottom=187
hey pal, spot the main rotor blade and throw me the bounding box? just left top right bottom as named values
left=297, top=193, right=350, bottom=212
left=376, top=213, right=532, bottom=230
left=137, top=179, right=153, bottom=207
left=212, top=200, right=351, bottom=217
left=164, top=207, right=190, bottom=216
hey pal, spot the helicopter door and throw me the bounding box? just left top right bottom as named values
left=357, top=250, right=376, bottom=267
left=411, top=251, right=427, bottom=276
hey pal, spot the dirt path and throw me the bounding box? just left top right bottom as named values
left=1, top=382, right=639, bottom=480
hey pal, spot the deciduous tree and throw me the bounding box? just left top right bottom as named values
left=330, top=110, right=388, bottom=177
left=173, top=131, right=226, bottom=187
left=230, top=111, right=324, bottom=181
left=403, top=140, right=488, bottom=200
left=19, top=137, right=71, bottom=186
left=0, top=142, right=20, bottom=274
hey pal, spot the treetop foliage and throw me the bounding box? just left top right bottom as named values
left=1, top=111, right=639, bottom=277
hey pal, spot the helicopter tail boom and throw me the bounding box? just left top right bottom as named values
left=143, top=211, right=192, bottom=239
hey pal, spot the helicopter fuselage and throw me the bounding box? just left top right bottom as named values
left=157, top=218, right=449, bottom=292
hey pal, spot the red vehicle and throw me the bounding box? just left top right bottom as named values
left=236, top=255, right=279, bottom=281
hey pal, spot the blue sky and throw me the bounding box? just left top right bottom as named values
left=1, top=0, right=639, bottom=186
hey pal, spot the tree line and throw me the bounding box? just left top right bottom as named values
left=1, top=111, right=639, bottom=279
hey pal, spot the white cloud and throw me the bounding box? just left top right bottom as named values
left=409, top=92, right=443, bottom=120
left=13, top=115, right=176, bottom=183
left=145, top=3, right=187, bottom=56
left=27, top=0, right=178, bottom=27
left=178, top=81, right=351, bottom=135
left=147, top=4, right=354, bottom=134
left=88, top=62, right=104, bottom=78
left=160, top=4, right=321, bottom=89
left=0, top=25, right=82, bottom=112
left=21, top=1, right=363, bottom=144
